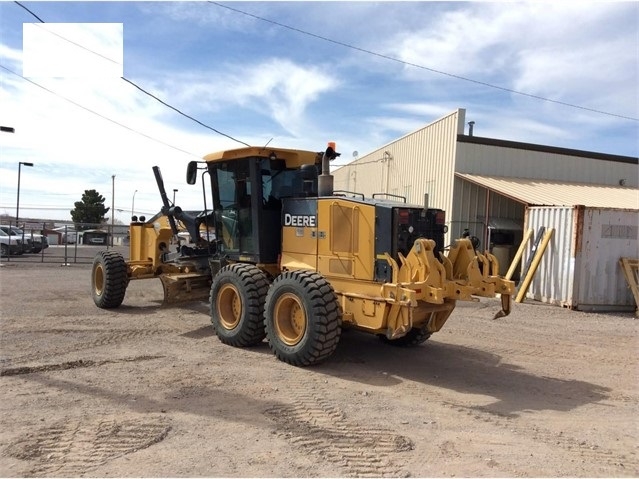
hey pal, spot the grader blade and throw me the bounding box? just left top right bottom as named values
left=160, top=273, right=211, bottom=304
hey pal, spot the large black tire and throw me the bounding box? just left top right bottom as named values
left=379, top=326, right=432, bottom=347
left=264, top=270, right=341, bottom=366
left=209, top=263, right=269, bottom=347
left=0, top=243, right=8, bottom=257
left=91, top=251, right=128, bottom=309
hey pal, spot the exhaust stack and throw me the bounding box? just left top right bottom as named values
left=318, top=141, right=340, bottom=197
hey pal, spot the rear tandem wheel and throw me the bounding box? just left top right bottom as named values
left=91, top=251, right=128, bottom=309
left=264, top=270, right=342, bottom=367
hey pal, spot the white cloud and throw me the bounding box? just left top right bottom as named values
left=151, top=58, right=340, bottom=136
left=386, top=2, right=637, bottom=117
left=230, top=59, right=340, bottom=133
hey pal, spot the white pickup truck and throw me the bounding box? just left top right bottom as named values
left=0, top=229, right=23, bottom=256
left=0, top=225, right=49, bottom=253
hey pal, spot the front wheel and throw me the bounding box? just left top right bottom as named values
left=210, top=263, right=269, bottom=347
left=265, top=270, right=341, bottom=366
left=92, top=251, right=128, bottom=308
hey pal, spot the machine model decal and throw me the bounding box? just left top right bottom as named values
left=284, top=213, right=316, bottom=227
left=282, top=199, right=318, bottom=229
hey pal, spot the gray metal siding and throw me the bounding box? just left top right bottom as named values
left=456, top=142, right=638, bottom=187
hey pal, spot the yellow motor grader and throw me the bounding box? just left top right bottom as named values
left=91, top=143, right=514, bottom=366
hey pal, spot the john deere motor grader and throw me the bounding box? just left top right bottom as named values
left=91, top=143, right=514, bottom=366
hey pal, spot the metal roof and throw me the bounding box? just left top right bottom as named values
left=455, top=173, right=639, bottom=209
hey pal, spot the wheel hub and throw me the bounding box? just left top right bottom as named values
left=217, top=283, right=242, bottom=329
left=274, top=293, right=306, bottom=346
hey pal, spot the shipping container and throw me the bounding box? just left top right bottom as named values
left=524, top=206, right=638, bottom=311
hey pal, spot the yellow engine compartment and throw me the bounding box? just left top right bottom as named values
left=280, top=197, right=515, bottom=339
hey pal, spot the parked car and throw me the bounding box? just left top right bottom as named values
left=78, top=229, right=109, bottom=245
left=0, top=225, right=49, bottom=253
left=52, top=226, right=77, bottom=244
left=0, top=229, right=23, bottom=256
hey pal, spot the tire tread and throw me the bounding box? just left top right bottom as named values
left=210, top=263, right=269, bottom=347
left=92, top=251, right=127, bottom=309
left=265, top=270, right=341, bottom=366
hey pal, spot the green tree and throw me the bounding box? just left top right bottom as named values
left=70, top=189, right=110, bottom=230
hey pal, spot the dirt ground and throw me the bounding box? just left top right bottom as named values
left=0, top=262, right=637, bottom=478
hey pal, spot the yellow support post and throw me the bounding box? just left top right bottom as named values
left=619, top=257, right=639, bottom=317
left=515, top=228, right=554, bottom=303
left=506, top=228, right=533, bottom=280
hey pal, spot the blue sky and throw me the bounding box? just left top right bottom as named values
left=0, top=1, right=637, bottom=223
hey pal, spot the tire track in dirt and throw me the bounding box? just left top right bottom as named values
left=1, top=329, right=178, bottom=366
left=0, top=355, right=164, bottom=376
left=441, top=401, right=638, bottom=475
left=265, top=386, right=414, bottom=478
left=480, top=342, right=626, bottom=367
left=449, top=326, right=629, bottom=367
left=4, top=415, right=171, bottom=476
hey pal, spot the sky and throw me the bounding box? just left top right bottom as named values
left=0, top=1, right=637, bottom=224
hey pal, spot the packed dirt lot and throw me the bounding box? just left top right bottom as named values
left=0, top=261, right=637, bottom=478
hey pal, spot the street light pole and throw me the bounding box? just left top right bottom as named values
left=131, top=189, right=138, bottom=219
left=16, top=161, right=34, bottom=226
left=173, top=188, right=178, bottom=204
left=111, top=175, right=115, bottom=247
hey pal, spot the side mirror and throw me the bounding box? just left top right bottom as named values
left=186, top=161, right=198, bottom=185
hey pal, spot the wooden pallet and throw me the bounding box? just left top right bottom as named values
left=619, top=257, right=639, bottom=317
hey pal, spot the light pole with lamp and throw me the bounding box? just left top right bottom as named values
left=16, top=161, right=34, bottom=226
left=173, top=188, right=178, bottom=204
left=131, top=189, right=138, bottom=219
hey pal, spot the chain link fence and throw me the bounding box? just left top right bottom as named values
left=0, top=221, right=130, bottom=265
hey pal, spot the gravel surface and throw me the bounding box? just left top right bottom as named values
left=0, top=262, right=637, bottom=477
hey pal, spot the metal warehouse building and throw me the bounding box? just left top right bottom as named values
left=332, top=109, right=639, bottom=311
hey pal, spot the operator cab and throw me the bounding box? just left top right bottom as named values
left=188, top=150, right=319, bottom=265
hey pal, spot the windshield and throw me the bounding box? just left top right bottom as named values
left=0, top=226, right=23, bottom=235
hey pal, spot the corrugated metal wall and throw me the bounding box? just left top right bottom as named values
left=525, top=207, right=577, bottom=308
left=456, top=142, right=638, bottom=187
left=525, top=206, right=637, bottom=311
left=332, top=109, right=464, bottom=243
